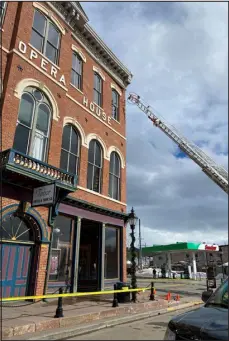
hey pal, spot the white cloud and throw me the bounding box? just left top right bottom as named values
left=82, top=2, right=228, bottom=245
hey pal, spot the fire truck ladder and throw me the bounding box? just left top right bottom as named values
left=128, top=93, right=228, bottom=194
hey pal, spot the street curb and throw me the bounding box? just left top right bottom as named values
left=2, top=299, right=167, bottom=339
left=6, top=301, right=203, bottom=340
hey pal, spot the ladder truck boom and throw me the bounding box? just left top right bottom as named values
left=128, top=93, right=228, bottom=194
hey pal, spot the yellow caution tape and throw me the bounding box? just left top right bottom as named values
left=1, top=287, right=151, bottom=302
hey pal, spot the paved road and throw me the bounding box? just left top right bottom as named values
left=67, top=307, right=198, bottom=340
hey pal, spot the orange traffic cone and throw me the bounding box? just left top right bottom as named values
left=165, top=292, right=171, bottom=301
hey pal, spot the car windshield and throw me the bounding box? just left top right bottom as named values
left=206, top=278, right=228, bottom=308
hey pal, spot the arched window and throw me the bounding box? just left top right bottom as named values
left=94, top=73, right=102, bottom=107
left=13, top=87, right=51, bottom=162
left=109, top=152, right=121, bottom=200
left=112, top=90, right=119, bottom=121
left=60, top=125, right=80, bottom=174
left=71, top=53, right=83, bottom=90
left=30, top=9, right=60, bottom=65
left=87, top=139, right=103, bottom=193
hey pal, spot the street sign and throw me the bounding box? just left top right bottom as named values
left=31, top=183, right=56, bottom=207
left=207, top=278, right=216, bottom=289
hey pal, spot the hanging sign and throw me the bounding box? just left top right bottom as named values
left=31, top=183, right=56, bottom=207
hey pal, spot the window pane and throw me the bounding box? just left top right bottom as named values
left=88, top=140, right=95, bottom=163
left=62, top=125, right=71, bottom=150
left=69, top=154, right=77, bottom=174
left=18, top=93, right=34, bottom=127
left=30, top=131, right=45, bottom=161
left=36, top=104, right=50, bottom=135
left=98, top=93, right=102, bottom=106
left=70, top=129, right=78, bottom=154
left=93, top=166, right=100, bottom=192
left=112, top=176, right=119, bottom=200
left=72, top=54, right=82, bottom=74
left=105, top=227, right=119, bottom=279
left=112, top=105, right=118, bottom=120
left=33, top=89, right=43, bottom=101
left=71, top=70, right=80, bottom=88
left=95, top=142, right=102, bottom=167
left=110, top=152, right=115, bottom=174
left=49, top=215, right=73, bottom=283
left=47, top=22, right=59, bottom=48
left=109, top=173, right=113, bottom=197
left=87, top=163, right=93, bottom=190
left=45, top=42, right=57, bottom=64
left=94, top=90, right=99, bottom=105
left=114, top=154, right=120, bottom=176
left=30, top=30, right=43, bottom=52
left=13, top=124, right=30, bottom=154
left=94, top=74, right=98, bottom=89
left=112, top=90, right=118, bottom=105
left=60, top=150, right=68, bottom=171
left=33, top=10, right=46, bottom=35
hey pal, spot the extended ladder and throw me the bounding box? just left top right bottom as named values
left=128, top=93, right=228, bottom=194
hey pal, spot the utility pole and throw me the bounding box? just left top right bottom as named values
left=139, top=219, right=143, bottom=270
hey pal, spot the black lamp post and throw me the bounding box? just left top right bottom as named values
left=219, top=247, right=224, bottom=281
left=128, top=207, right=138, bottom=303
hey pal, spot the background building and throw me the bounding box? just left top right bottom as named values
left=0, top=1, right=132, bottom=298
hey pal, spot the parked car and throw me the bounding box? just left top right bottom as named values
left=164, top=277, right=228, bottom=340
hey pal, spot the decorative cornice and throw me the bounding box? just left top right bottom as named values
left=49, top=1, right=133, bottom=88
left=63, top=195, right=129, bottom=221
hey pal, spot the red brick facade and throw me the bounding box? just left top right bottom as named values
left=1, top=1, right=132, bottom=297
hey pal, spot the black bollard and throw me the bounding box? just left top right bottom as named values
left=149, top=282, right=155, bottom=301
left=54, top=287, right=64, bottom=318
left=112, top=284, right=119, bottom=307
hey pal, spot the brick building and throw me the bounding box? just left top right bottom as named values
left=0, top=1, right=132, bottom=298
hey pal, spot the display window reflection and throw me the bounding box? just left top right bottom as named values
left=104, top=226, right=120, bottom=279
left=49, top=215, right=74, bottom=285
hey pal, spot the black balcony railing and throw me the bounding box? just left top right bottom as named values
left=1, top=149, right=77, bottom=192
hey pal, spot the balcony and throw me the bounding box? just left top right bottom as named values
left=1, top=149, right=77, bottom=192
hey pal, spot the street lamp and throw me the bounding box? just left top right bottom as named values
left=219, top=247, right=224, bottom=281
left=128, top=207, right=138, bottom=303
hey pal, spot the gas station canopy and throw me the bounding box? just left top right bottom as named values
left=142, top=242, right=219, bottom=256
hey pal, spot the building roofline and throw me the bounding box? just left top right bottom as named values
left=49, top=1, right=133, bottom=87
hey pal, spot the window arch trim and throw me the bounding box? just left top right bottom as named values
left=93, top=66, right=105, bottom=81
left=32, top=2, right=65, bottom=35
left=71, top=45, right=86, bottom=63
left=86, top=133, right=108, bottom=160
left=111, top=83, right=122, bottom=96
left=63, top=117, right=87, bottom=147
left=107, top=146, right=125, bottom=168
left=14, top=78, right=59, bottom=121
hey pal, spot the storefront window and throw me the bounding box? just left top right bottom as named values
left=49, top=215, right=74, bottom=285
left=104, top=227, right=119, bottom=279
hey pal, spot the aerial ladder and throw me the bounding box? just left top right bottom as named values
left=128, top=93, right=228, bottom=194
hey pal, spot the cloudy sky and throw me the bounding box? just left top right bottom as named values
left=81, top=1, right=228, bottom=246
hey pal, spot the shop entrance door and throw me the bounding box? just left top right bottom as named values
left=78, top=220, right=101, bottom=292
left=1, top=243, right=33, bottom=297
left=1, top=211, right=41, bottom=298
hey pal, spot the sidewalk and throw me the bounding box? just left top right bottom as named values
left=2, top=290, right=188, bottom=339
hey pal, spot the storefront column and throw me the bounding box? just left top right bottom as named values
left=73, top=217, right=81, bottom=292
left=100, top=223, right=106, bottom=291
left=192, top=252, right=197, bottom=280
